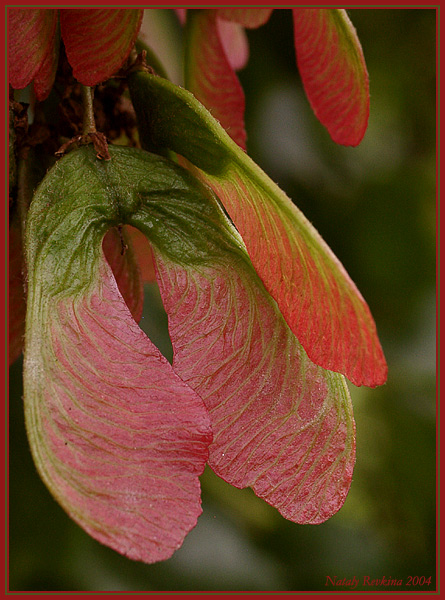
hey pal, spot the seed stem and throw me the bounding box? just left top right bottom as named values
left=81, top=86, right=96, bottom=135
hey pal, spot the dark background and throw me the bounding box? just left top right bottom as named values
left=8, top=8, right=437, bottom=592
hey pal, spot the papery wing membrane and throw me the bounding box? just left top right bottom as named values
left=129, top=161, right=356, bottom=524
left=24, top=146, right=211, bottom=563
left=128, top=71, right=387, bottom=387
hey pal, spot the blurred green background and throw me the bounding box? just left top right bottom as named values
left=8, top=8, right=436, bottom=592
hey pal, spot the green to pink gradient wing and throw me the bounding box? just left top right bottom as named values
left=184, top=9, right=273, bottom=150
left=8, top=8, right=58, bottom=100
left=60, top=9, right=143, bottom=86
left=128, top=158, right=356, bottom=524
left=24, top=145, right=211, bottom=563
left=128, top=71, right=387, bottom=387
left=292, top=9, right=369, bottom=146
left=7, top=219, right=144, bottom=365
left=184, top=10, right=247, bottom=149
